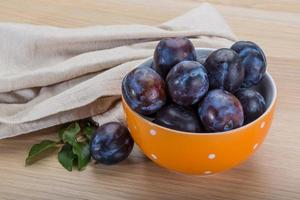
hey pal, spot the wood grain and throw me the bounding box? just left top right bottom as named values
left=0, top=1, right=300, bottom=199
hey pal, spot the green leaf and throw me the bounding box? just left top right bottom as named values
left=62, top=122, right=81, bottom=146
left=73, top=142, right=90, bottom=170
left=58, top=123, right=70, bottom=140
left=25, top=140, right=58, bottom=165
left=58, top=144, right=76, bottom=172
left=83, top=126, right=95, bottom=140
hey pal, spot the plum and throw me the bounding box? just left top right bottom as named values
left=166, top=61, right=209, bottom=106
left=236, top=88, right=266, bottom=124
left=153, top=37, right=197, bottom=78
left=122, top=67, right=166, bottom=115
left=90, top=122, right=134, bottom=165
left=154, top=104, right=202, bottom=132
left=231, top=41, right=266, bottom=88
left=198, top=89, right=244, bottom=132
left=205, top=48, right=244, bottom=93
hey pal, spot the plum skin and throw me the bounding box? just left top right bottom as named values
left=90, top=122, right=134, bottom=165
left=153, top=104, right=203, bottom=132
left=205, top=48, right=244, bottom=93
left=198, top=89, right=244, bottom=132
left=122, top=67, right=166, bottom=116
left=153, top=37, right=197, bottom=78
left=236, top=88, right=266, bottom=124
left=166, top=61, right=209, bottom=106
left=231, top=41, right=266, bottom=88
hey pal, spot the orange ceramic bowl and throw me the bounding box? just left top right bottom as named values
left=122, top=48, right=277, bottom=175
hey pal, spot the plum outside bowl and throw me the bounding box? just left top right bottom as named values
left=121, top=48, right=277, bottom=175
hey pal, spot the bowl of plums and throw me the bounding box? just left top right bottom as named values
left=121, top=37, right=277, bottom=175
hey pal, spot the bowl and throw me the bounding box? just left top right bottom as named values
left=121, top=48, right=277, bottom=175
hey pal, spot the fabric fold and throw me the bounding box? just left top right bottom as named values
left=0, top=3, right=236, bottom=139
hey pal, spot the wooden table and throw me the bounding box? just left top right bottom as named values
left=0, top=1, right=299, bottom=199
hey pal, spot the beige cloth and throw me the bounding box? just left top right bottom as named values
left=0, top=3, right=236, bottom=139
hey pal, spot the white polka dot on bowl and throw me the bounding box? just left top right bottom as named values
left=260, top=121, right=266, bottom=129
left=253, top=143, right=258, bottom=150
left=149, top=129, right=157, bottom=136
left=208, top=153, right=216, bottom=160
left=204, top=171, right=212, bottom=175
left=151, top=154, right=157, bottom=160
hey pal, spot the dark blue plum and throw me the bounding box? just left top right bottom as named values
left=154, top=104, right=203, bottom=132
left=153, top=37, right=196, bottom=78
left=166, top=61, right=209, bottom=106
left=231, top=41, right=266, bottom=88
left=236, top=88, right=266, bottom=124
left=204, top=48, right=244, bottom=93
left=198, top=89, right=244, bottom=132
left=122, top=67, right=166, bottom=116
left=90, top=122, right=134, bottom=165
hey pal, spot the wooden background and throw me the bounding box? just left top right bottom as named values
left=0, top=0, right=300, bottom=199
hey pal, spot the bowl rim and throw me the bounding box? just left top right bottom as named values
left=122, top=48, right=277, bottom=136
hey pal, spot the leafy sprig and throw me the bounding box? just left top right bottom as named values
left=25, top=118, right=98, bottom=171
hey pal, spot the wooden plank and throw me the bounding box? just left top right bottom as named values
left=0, top=1, right=299, bottom=199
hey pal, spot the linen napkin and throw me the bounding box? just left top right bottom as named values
left=0, top=3, right=236, bottom=139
